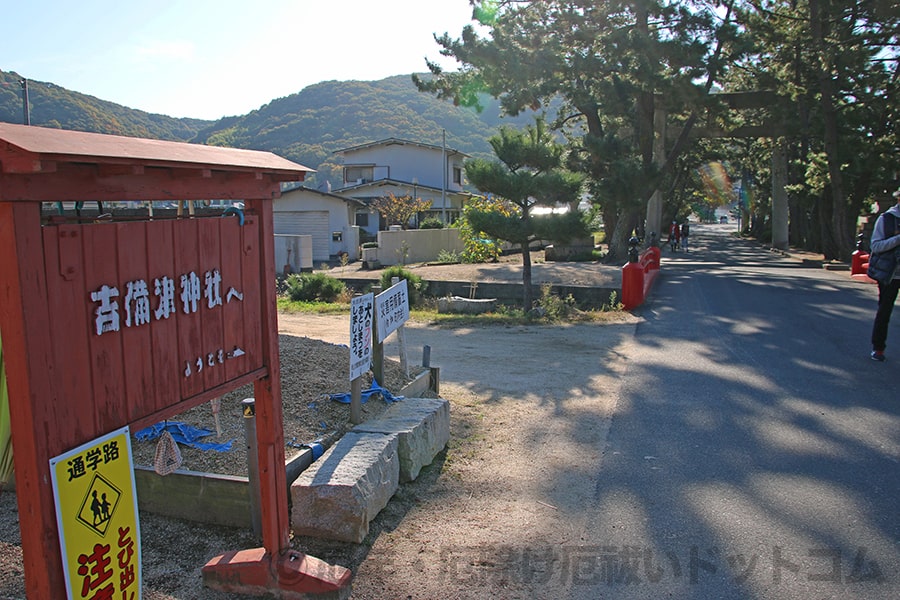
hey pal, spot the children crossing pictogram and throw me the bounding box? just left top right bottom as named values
left=76, top=473, right=122, bottom=536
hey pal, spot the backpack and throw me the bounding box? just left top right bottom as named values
left=867, top=212, right=900, bottom=283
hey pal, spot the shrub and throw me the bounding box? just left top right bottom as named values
left=419, top=217, right=444, bottom=229
left=285, top=272, right=346, bottom=303
left=275, top=274, right=291, bottom=297
left=457, top=196, right=512, bottom=263
left=361, top=241, right=379, bottom=249
left=436, top=249, right=460, bottom=263
left=535, top=283, right=577, bottom=320
left=380, top=266, right=427, bottom=306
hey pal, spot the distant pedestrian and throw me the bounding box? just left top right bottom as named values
left=680, top=222, right=690, bottom=251
left=668, top=221, right=680, bottom=252
left=867, top=189, right=900, bottom=361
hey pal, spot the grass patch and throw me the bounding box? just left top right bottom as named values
left=278, top=291, right=628, bottom=325
left=277, top=297, right=349, bottom=314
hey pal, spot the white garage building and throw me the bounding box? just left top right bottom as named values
left=273, top=184, right=365, bottom=267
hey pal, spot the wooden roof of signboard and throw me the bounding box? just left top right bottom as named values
left=0, top=123, right=314, bottom=203
left=0, top=122, right=311, bottom=177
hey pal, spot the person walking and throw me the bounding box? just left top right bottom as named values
left=680, top=221, right=690, bottom=251
left=867, top=189, right=900, bottom=361
left=668, top=220, right=680, bottom=252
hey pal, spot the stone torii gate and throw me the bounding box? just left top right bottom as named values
left=0, top=123, right=351, bottom=598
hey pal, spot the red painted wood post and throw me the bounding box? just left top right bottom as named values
left=0, top=123, right=347, bottom=597
left=249, top=197, right=292, bottom=554
left=0, top=202, right=67, bottom=599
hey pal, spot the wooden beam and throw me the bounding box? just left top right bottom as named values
left=97, top=164, right=144, bottom=177
left=0, top=163, right=285, bottom=202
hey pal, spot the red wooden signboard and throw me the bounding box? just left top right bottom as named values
left=42, top=216, right=264, bottom=440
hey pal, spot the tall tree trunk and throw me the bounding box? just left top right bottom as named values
left=520, top=242, right=533, bottom=309
left=809, top=0, right=850, bottom=260
left=607, top=206, right=642, bottom=263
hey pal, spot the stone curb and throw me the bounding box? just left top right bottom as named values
left=289, top=397, right=450, bottom=543
left=290, top=431, right=400, bottom=544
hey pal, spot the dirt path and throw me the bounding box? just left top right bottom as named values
left=271, top=312, right=638, bottom=599
left=344, top=318, right=639, bottom=599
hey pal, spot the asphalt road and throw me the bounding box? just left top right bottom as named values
left=577, top=223, right=899, bottom=599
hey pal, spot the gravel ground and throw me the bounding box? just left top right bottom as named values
left=129, top=335, right=423, bottom=477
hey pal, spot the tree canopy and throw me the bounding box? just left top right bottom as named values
left=371, top=192, right=433, bottom=229
left=417, top=0, right=899, bottom=260
left=417, top=0, right=739, bottom=260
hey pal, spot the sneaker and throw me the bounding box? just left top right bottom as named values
left=871, top=350, right=886, bottom=362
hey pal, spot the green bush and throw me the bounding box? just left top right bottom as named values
left=535, top=283, right=577, bottom=320
left=380, top=266, right=427, bottom=306
left=285, top=273, right=346, bottom=303
left=419, top=217, right=444, bottom=229
left=436, top=249, right=461, bottom=263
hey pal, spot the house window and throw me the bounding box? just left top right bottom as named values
left=453, top=166, right=463, bottom=185
left=344, top=166, right=374, bottom=184
left=355, top=212, right=369, bottom=227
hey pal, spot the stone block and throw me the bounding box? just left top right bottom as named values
left=290, top=431, right=399, bottom=543
left=353, top=397, right=450, bottom=482
left=437, top=296, right=496, bottom=314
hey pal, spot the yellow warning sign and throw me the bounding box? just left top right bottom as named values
left=50, top=426, right=142, bottom=600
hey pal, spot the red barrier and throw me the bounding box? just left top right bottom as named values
left=622, top=246, right=661, bottom=310
left=851, top=249, right=877, bottom=284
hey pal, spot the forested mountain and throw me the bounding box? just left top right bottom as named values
left=192, top=75, right=534, bottom=188
left=0, top=70, right=209, bottom=141
left=1, top=69, right=534, bottom=189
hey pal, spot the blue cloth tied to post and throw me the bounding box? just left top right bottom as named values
left=134, top=421, right=233, bottom=452
left=328, top=379, right=403, bottom=404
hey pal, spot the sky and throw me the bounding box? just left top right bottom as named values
left=1, top=0, right=479, bottom=120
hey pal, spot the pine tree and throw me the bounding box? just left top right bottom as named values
left=464, top=119, right=586, bottom=309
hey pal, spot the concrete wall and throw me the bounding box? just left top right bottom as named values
left=375, top=228, right=465, bottom=266
left=274, top=235, right=313, bottom=274
left=339, top=277, right=620, bottom=309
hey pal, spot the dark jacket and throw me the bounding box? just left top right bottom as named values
left=867, top=205, right=900, bottom=282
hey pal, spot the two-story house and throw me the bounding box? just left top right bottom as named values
left=331, top=137, right=472, bottom=237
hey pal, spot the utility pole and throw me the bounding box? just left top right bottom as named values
left=441, top=129, right=447, bottom=224
left=21, top=79, right=30, bottom=125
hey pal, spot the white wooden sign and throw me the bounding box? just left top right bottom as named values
left=349, top=292, right=374, bottom=380
left=375, top=279, right=409, bottom=344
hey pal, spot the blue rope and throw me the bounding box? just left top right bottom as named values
left=222, top=207, right=245, bottom=226
left=328, top=379, right=404, bottom=404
